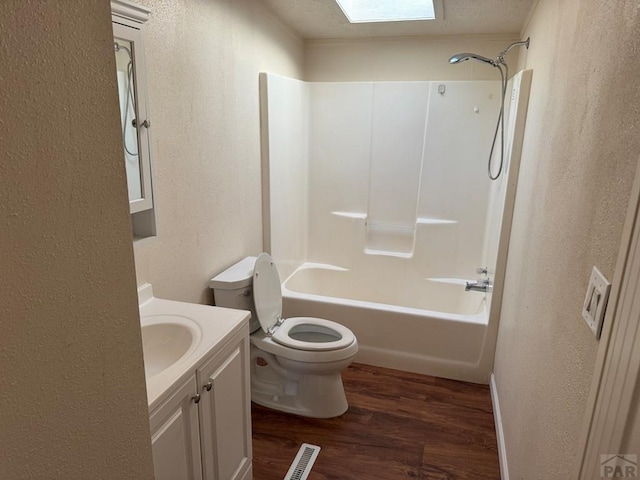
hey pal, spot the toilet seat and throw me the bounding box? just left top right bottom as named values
left=253, top=253, right=356, bottom=353
left=251, top=329, right=359, bottom=363
left=272, top=317, right=355, bottom=351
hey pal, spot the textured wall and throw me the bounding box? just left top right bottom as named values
left=304, top=35, right=519, bottom=82
left=493, top=0, right=640, bottom=477
left=0, top=1, right=153, bottom=479
left=133, top=0, right=304, bottom=304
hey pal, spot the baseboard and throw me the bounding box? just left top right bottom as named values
left=490, top=373, right=509, bottom=480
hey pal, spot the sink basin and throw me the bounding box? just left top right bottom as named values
left=137, top=285, right=251, bottom=410
left=141, top=316, right=199, bottom=379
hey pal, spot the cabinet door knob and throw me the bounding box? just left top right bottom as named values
left=191, top=393, right=201, bottom=404
left=204, top=381, right=213, bottom=392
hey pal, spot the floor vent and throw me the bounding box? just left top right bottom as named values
left=283, top=443, right=321, bottom=480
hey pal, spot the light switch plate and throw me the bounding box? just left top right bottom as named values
left=582, top=266, right=611, bottom=339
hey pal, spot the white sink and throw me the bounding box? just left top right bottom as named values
left=137, top=284, right=250, bottom=410
left=140, top=315, right=200, bottom=379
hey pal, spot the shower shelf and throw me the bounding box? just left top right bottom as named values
left=416, top=218, right=458, bottom=225
left=364, top=221, right=415, bottom=257
left=331, top=211, right=367, bottom=220
left=331, top=213, right=457, bottom=226
left=426, top=277, right=472, bottom=286
left=330, top=212, right=457, bottom=258
left=364, top=248, right=413, bottom=258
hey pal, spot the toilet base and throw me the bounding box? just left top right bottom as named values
left=250, top=344, right=352, bottom=418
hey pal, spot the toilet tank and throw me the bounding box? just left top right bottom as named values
left=209, top=256, right=260, bottom=333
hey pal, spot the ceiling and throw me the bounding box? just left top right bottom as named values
left=261, top=0, right=535, bottom=40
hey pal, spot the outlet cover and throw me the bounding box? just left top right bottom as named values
left=582, top=266, right=611, bottom=339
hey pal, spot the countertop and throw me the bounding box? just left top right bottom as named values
left=138, top=284, right=251, bottom=412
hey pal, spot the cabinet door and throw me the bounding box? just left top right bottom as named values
left=198, top=335, right=252, bottom=480
left=149, top=375, right=203, bottom=480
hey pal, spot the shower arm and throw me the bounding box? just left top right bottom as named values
left=496, top=37, right=530, bottom=64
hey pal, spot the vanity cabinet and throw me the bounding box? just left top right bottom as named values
left=149, top=328, right=252, bottom=480
left=198, top=335, right=252, bottom=480
left=150, top=375, right=203, bottom=480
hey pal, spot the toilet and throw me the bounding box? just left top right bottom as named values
left=210, top=253, right=358, bottom=418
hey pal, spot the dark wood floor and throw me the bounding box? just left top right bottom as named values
left=251, top=363, right=500, bottom=480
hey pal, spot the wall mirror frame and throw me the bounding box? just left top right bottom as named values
left=111, top=0, right=157, bottom=240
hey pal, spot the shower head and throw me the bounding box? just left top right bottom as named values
left=448, top=53, right=496, bottom=66
left=449, top=38, right=531, bottom=68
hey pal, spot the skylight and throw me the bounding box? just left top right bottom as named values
left=335, top=0, right=437, bottom=24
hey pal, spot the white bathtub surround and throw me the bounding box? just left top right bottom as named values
left=261, top=72, right=532, bottom=383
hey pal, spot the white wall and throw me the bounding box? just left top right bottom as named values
left=493, top=0, right=640, bottom=477
left=133, top=0, right=305, bottom=303
left=305, top=34, right=520, bottom=82
left=0, top=1, right=153, bottom=478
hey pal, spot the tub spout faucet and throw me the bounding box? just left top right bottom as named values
left=465, top=278, right=493, bottom=293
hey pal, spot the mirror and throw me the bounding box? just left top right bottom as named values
left=114, top=38, right=142, bottom=202
left=112, top=14, right=154, bottom=221
left=112, top=1, right=156, bottom=239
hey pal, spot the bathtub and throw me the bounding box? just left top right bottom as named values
left=281, top=263, right=492, bottom=383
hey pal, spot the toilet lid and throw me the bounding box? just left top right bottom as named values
left=252, top=253, right=283, bottom=334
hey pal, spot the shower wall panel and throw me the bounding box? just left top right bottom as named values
left=307, top=82, right=373, bottom=267
left=366, top=82, right=430, bottom=256
left=417, top=81, right=500, bottom=277
left=260, top=74, right=309, bottom=279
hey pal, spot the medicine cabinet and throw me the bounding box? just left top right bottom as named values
left=111, top=0, right=156, bottom=240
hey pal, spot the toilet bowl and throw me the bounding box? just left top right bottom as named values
left=210, top=253, right=358, bottom=418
